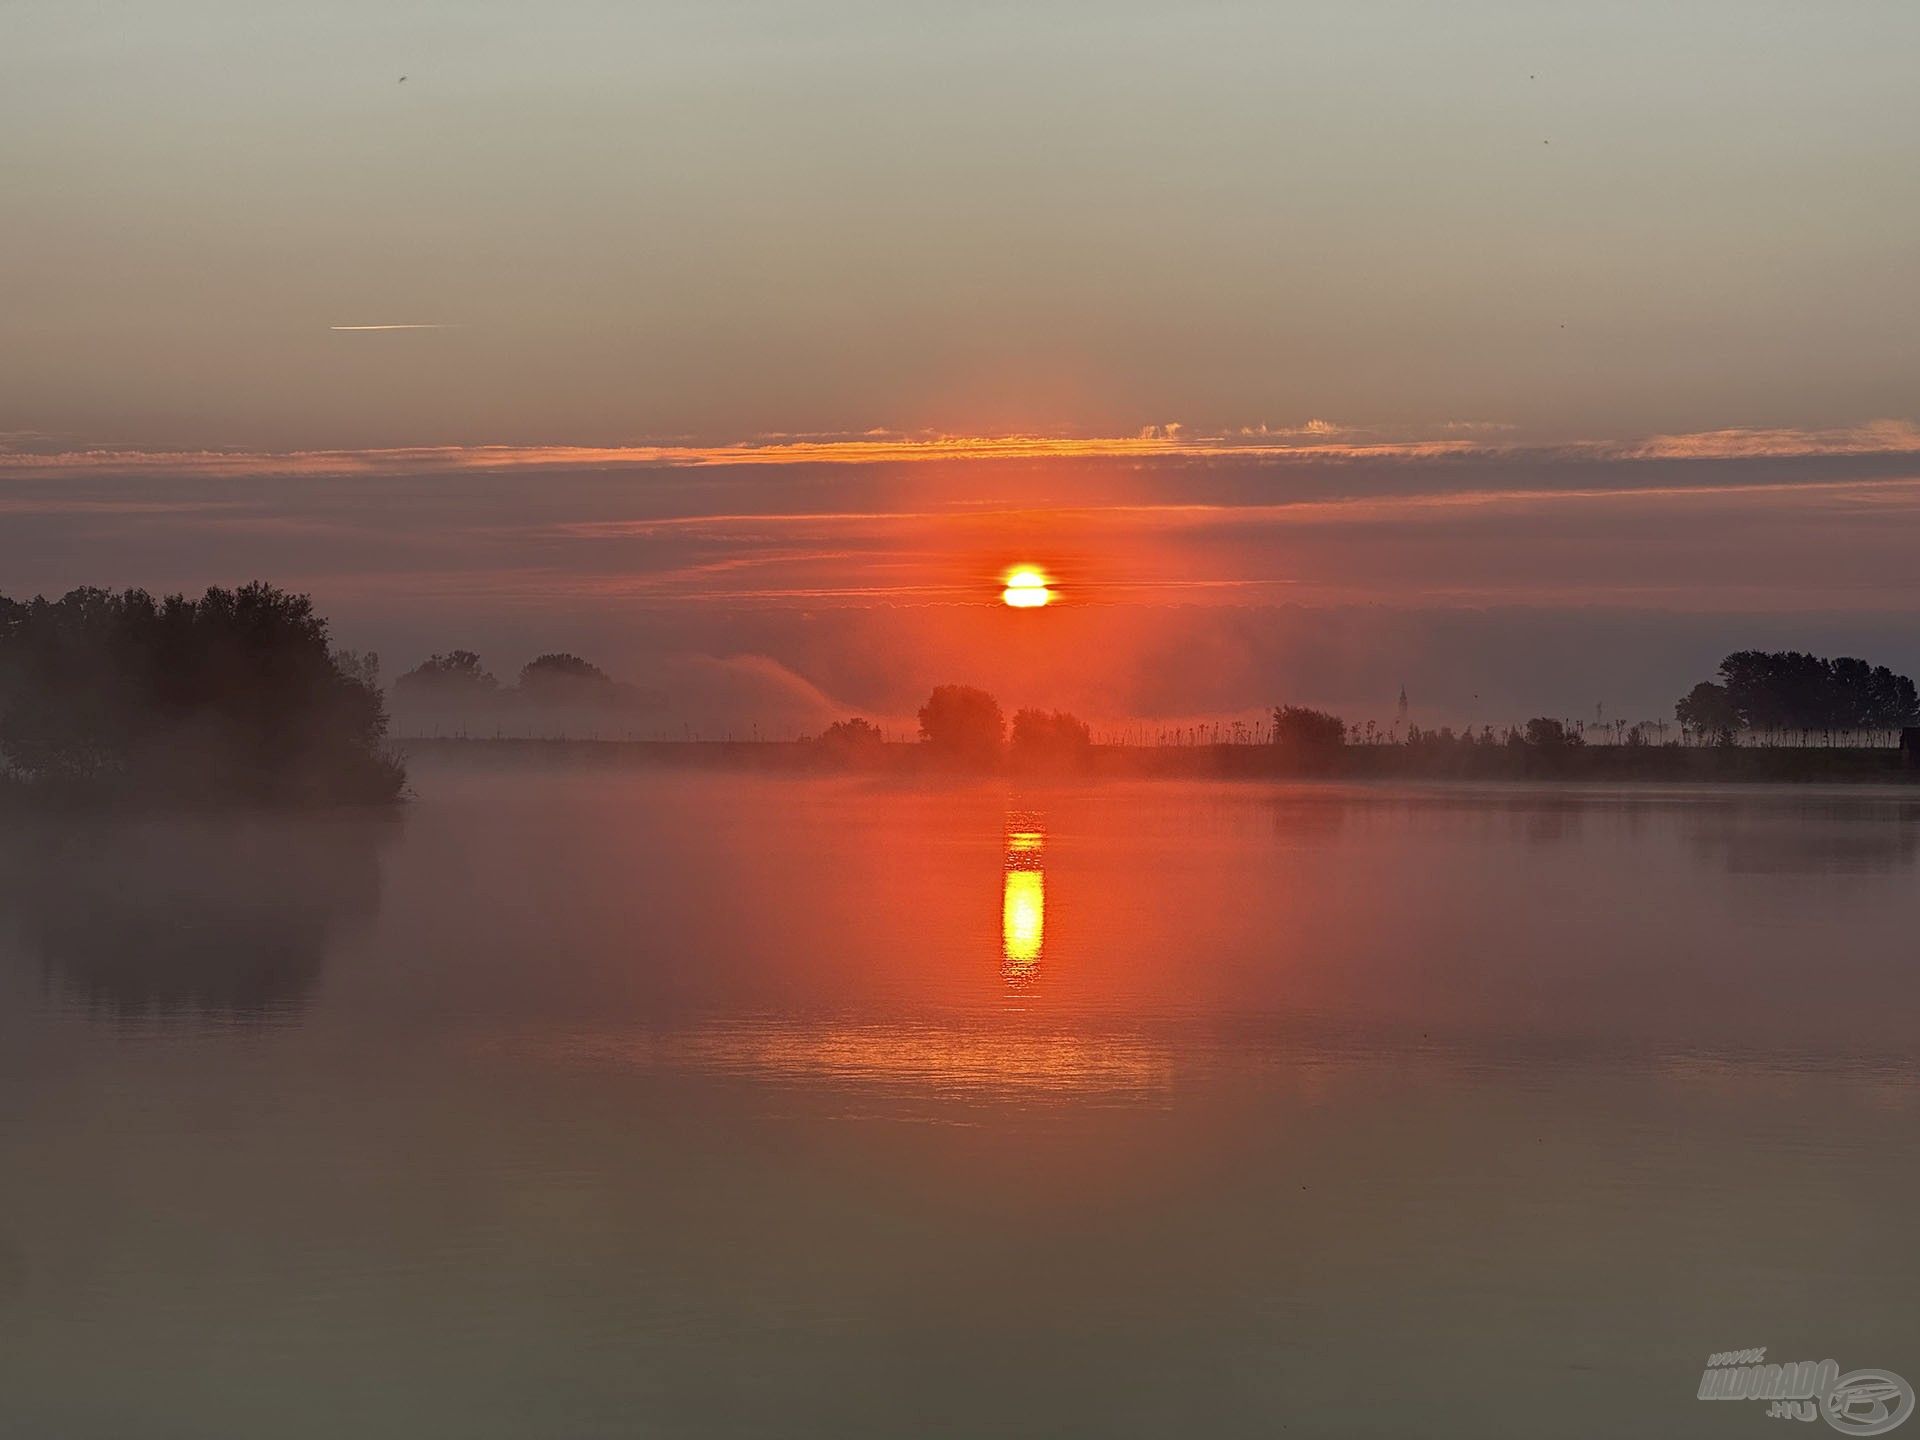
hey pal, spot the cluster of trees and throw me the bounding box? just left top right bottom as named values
left=809, top=685, right=1094, bottom=768
left=390, top=648, right=663, bottom=734
left=1676, top=650, right=1919, bottom=744
left=915, top=685, right=1092, bottom=766
left=0, top=584, right=404, bottom=804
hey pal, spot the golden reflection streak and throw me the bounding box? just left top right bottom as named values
left=1003, top=871, right=1044, bottom=968
left=1003, top=821, right=1045, bottom=982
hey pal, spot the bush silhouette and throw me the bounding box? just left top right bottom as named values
left=814, top=717, right=886, bottom=756
left=1523, top=717, right=1582, bottom=749
left=1271, top=705, right=1346, bottom=755
left=517, top=652, right=616, bottom=701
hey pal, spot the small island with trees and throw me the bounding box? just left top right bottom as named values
left=0, top=584, right=404, bottom=805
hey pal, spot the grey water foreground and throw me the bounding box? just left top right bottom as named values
left=2, top=758, right=1916, bottom=1438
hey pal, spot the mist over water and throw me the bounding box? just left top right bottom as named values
left=3, top=760, right=1918, bottom=1436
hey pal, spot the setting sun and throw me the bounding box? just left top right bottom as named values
left=1001, top=567, right=1052, bottom=608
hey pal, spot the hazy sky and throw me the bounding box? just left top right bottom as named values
left=7, top=0, right=1919, bottom=447
left=5, top=2, right=1920, bottom=730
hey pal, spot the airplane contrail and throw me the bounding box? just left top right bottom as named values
left=328, top=323, right=461, bottom=331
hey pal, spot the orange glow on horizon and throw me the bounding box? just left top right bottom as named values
left=1001, top=567, right=1052, bottom=608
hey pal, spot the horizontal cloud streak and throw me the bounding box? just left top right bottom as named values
left=536, top=471, right=1920, bottom=544
left=4, top=420, right=1919, bottom=479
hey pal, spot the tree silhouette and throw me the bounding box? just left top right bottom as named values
left=918, top=685, right=1005, bottom=761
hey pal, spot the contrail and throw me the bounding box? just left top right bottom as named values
left=328, top=323, right=461, bottom=331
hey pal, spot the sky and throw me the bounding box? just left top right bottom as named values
left=4, top=1, right=1920, bottom=733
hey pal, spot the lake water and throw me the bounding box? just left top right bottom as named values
left=3, top=756, right=1918, bottom=1437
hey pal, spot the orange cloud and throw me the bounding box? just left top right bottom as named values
left=0, top=431, right=1474, bottom=477
left=2, top=420, right=1916, bottom=479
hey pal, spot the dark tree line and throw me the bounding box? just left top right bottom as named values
left=0, top=584, right=404, bottom=803
left=1676, top=651, right=1919, bottom=743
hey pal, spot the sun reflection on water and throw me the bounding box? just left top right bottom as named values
left=1003, top=816, right=1045, bottom=983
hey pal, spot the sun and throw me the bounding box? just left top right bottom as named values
left=1001, top=567, right=1052, bottom=608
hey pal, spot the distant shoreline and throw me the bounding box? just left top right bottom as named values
left=398, top=736, right=1920, bottom=785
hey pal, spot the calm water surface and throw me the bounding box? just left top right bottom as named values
left=3, top=756, right=1918, bottom=1437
